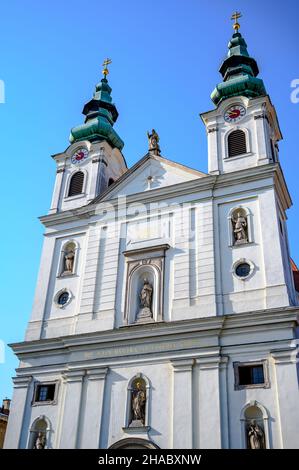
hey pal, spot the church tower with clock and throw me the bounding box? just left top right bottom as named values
left=49, top=60, right=127, bottom=215
left=4, top=16, right=299, bottom=450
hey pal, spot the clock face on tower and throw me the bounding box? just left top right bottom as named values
left=224, top=105, right=246, bottom=123
left=71, top=148, right=89, bottom=164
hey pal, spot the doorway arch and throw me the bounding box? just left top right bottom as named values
left=109, top=438, right=159, bottom=449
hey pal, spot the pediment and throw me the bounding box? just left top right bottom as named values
left=92, top=154, right=207, bottom=203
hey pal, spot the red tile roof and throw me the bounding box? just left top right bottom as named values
left=291, top=258, right=299, bottom=292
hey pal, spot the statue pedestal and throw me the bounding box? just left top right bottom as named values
left=234, top=239, right=248, bottom=246
left=129, top=419, right=144, bottom=428
left=136, top=308, right=154, bottom=324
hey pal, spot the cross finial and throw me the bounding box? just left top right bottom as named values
left=102, top=58, right=112, bottom=77
left=231, top=11, right=242, bottom=32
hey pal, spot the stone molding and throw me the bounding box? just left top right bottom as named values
left=39, top=163, right=291, bottom=228
left=12, top=375, right=32, bottom=389
left=62, top=370, right=85, bottom=383
left=10, top=307, right=299, bottom=360
left=85, top=367, right=108, bottom=381
left=270, top=347, right=298, bottom=365
left=171, top=358, right=194, bottom=372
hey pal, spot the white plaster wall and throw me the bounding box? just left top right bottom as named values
left=40, top=232, right=87, bottom=338
left=108, top=159, right=200, bottom=198
left=216, top=188, right=291, bottom=314
left=101, top=362, right=172, bottom=450
left=225, top=349, right=299, bottom=449
left=28, top=173, right=294, bottom=340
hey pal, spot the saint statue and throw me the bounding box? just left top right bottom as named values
left=247, top=420, right=265, bottom=449
left=64, top=248, right=75, bottom=273
left=140, top=278, right=153, bottom=310
left=147, top=129, right=161, bottom=155
left=232, top=211, right=248, bottom=244
left=34, top=432, right=46, bottom=449
left=136, top=278, right=153, bottom=323
left=131, top=380, right=146, bottom=426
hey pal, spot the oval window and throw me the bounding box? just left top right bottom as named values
left=235, top=263, right=251, bottom=278
left=58, top=292, right=70, bottom=306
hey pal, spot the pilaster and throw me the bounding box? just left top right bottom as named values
left=171, top=359, right=194, bottom=449
left=195, top=355, right=222, bottom=449
left=271, top=348, right=299, bottom=449
left=79, top=368, right=108, bottom=449
left=59, top=370, right=85, bottom=448
left=4, top=375, right=32, bottom=449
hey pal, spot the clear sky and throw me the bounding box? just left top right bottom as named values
left=0, top=0, right=299, bottom=399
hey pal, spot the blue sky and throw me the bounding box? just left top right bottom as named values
left=0, top=0, right=298, bottom=399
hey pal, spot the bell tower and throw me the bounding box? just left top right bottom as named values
left=201, top=13, right=282, bottom=175
left=49, top=59, right=127, bottom=214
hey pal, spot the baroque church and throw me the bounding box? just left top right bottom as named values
left=5, top=16, right=299, bottom=449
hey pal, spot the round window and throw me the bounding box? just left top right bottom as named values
left=57, top=292, right=70, bottom=306
left=235, top=262, right=251, bottom=278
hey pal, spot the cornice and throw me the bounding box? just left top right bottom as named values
left=39, top=164, right=284, bottom=228
left=9, top=306, right=298, bottom=360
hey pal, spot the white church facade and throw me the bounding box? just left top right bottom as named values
left=4, top=21, right=299, bottom=449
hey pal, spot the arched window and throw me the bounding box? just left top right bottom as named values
left=28, top=416, right=51, bottom=449
left=68, top=171, right=84, bottom=197
left=108, top=178, right=115, bottom=187
left=125, top=374, right=150, bottom=429
left=240, top=401, right=270, bottom=449
left=228, top=129, right=247, bottom=157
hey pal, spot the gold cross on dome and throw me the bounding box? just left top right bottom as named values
left=102, top=58, right=112, bottom=77
left=231, top=11, right=242, bottom=31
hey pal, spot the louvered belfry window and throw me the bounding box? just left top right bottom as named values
left=228, top=130, right=247, bottom=157
left=68, top=171, right=84, bottom=196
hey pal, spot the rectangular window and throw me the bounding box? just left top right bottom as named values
left=33, top=383, right=56, bottom=404
left=234, top=361, right=269, bottom=390
left=238, top=365, right=264, bottom=385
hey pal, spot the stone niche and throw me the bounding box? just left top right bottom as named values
left=123, top=244, right=169, bottom=325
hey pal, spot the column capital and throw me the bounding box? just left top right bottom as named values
left=195, top=354, right=223, bottom=370
left=63, top=370, right=85, bottom=383
left=171, top=359, right=194, bottom=372
left=271, top=347, right=298, bottom=365
left=12, top=375, right=32, bottom=389
left=86, top=367, right=108, bottom=381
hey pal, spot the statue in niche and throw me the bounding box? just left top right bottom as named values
left=34, top=432, right=46, bottom=449
left=147, top=129, right=161, bottom=155
left=130, top=379, right=146, bottom=427
left=247, top=420, right=265, bottom=449
left=136, top=278, right=153, bottom=322
left=63, top=245, right=75, bottom=273
left=232, top=211, right=248, bottom=245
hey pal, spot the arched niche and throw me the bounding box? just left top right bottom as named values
left=28, top=415, right=51, bottom=449
left=124, top=373, right=151, bottom=429
left=228, top=206, right=253, bottom=247
left=240, top=401, right=270, bottom=449
left=58, top=240, right=79, bottom=276
left=128, top=263, right=159, bottom=324
left=124, top=245, right=169, bottom=325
